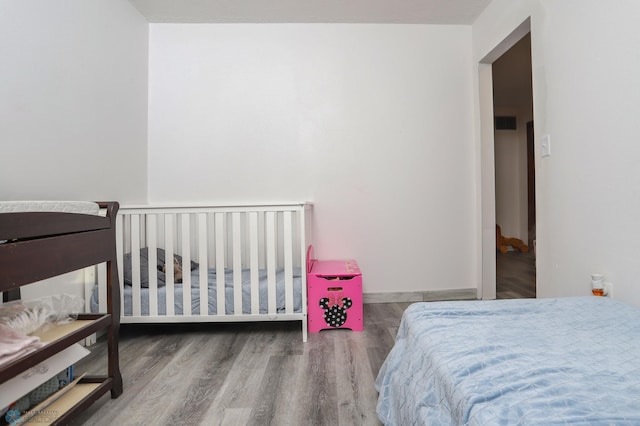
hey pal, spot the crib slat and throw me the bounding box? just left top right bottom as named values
left=215, top=212, right=225, bottom=315
left=283, top=211, right=294, bottom=314
left=147, top=214, right=158, bottom=317
left=164, top=214, right=175, bottom=316
left=303, top=208, right=311, bottom=342
left=300, top=208, right=309, bottom=334
left=96, top=263, right=106, bottom=313
left=181, top=214, right=192, bottom=316
left=232, top=212, right=242, bottom=315
left=131, top=215, right=142, bottom=317
left=115, top=214, right=124, bottom=315
left=265, top=211, right=277, bottom=314
left=249, top=212, right=260, bottom=315
left=198, top=213, right=208, bottom=315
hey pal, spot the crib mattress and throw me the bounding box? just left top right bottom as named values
left=376, top=296, right=640, bottom=425
left=91, top=267, right=303, bottom=316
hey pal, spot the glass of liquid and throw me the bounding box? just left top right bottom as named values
left=591, top=274, right=606, bottom=296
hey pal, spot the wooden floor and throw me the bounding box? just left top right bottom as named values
left=68, top=256, right=535, bottom=425
left=496, top=250, right=536, bottom=299
left=70, top=303, right=410, bottom=426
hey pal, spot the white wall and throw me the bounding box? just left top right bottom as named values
left=149, top=24, right=477, bottom=294
left=474, top=0, right=640, bottom=305
left=0, top=0, right=149, bottom=203
left=0, top=0, right=148, bottom=303
left=494, top=121, right=523, bottom=240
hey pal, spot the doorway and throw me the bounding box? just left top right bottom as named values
left=492, top=33, right=535, bottom=299
left=479, top=18, right=535, bottom=300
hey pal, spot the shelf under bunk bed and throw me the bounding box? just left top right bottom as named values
left=0, top=201, right=122, bottom=425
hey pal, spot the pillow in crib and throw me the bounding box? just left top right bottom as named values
left=123, top=247, right=198, bottom=287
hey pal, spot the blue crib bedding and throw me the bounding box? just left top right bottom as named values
left=91, top=267, right=303, bottom=316
left=376, top=296, right=640, bottom=425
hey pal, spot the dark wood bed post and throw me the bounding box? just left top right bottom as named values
left=99, top=202, right=123, bottom=398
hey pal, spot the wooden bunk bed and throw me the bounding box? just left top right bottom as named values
left=0, top=201, right=122, bottom=425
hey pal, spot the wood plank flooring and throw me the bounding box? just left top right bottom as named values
left=68, top=256, right=534, bottom=425
left=70, top=303, right=410, bottom=426
left=496, top=250, right=536, bottom=299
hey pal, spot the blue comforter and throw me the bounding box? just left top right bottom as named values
left=376, top=297, right=640, bottom=425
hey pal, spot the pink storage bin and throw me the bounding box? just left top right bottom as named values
left=307, top=247, right=363, bottom=333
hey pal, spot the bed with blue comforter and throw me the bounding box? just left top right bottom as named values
left=376, top=296, right=640, bottom=425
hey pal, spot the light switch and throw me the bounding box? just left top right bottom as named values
left=541, top=134, right=551, bottom=157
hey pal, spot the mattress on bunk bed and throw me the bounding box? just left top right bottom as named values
left=376, top=296, right=640, bottom=426
left=0, top=201, right=100, bottom=246
left=0, top=201, right=99, bottom=215
left=90, top=267, right=304, bottom=316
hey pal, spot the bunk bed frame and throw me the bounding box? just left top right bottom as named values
left=0, top=202, right=122, bottom=424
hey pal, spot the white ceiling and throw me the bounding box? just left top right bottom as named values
left=129, top=0, right=493, bottom=25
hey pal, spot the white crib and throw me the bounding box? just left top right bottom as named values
left=88, top=203, right=312, bottom=341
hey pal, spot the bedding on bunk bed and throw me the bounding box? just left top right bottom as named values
left=0, top=201, right=100, bottom=245
left=376, top=296, right=640, bottom=426
left=90, top=248, right=303, bottom=315
left=0, top=201, right=99, bottom=215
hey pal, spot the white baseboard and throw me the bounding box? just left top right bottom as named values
left=364, top=288, right=478, bottom=304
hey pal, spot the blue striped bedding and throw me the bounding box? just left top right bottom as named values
left=376, top=297, right=640, bottom=425
left=90, top=267, right=303, bottom=316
